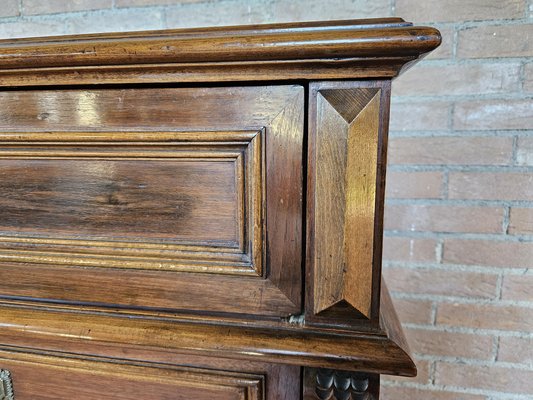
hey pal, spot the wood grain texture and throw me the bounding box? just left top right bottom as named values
left=307, top=81, right=391, bottom=325
left=0, top=302, right=417, bottom=376
left=0, top=332, right=301, bottom=400
left=0, top=86, right=303, bottom=316
left=0, top=349, right=266, bottom=400
left=0, top=130, right=262, bottom=275
left=0, top=17, right=442, bottom=397
left=0, top=18, right=441, bottom=86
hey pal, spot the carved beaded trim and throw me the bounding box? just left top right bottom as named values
left=315, top=369, right=370, bottom=400
left=0, top=370, right=14, bottom=400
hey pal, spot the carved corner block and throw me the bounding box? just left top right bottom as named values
left=0, top=370, right=14, bottom=400
left=307, top=81, right=391, bottom=326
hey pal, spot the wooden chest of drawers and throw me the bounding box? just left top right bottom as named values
left=0, top=18, right=440, bottom=399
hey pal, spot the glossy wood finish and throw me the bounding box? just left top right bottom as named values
left=0, top=290, right=416, bottom=376
left=0, top=86, right=303, bottom=316
left=303, top=369, right=380, bottom=400
left=0, top=18, right=440, bottom=86
left=0, top=131, right=261, bottom=275
left=307, top=81, right=391, bottom=326
left=0, top=18, right=441, bottom=400
left=0, top=348, right=302, bottom=400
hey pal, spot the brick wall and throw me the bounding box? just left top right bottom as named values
left=0, top=1, right=531, bottom=399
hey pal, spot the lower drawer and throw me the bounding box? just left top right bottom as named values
left=0, top=349, right=297, bottom=400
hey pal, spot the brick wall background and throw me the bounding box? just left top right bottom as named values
left=0, top=1, right=531, bottom=399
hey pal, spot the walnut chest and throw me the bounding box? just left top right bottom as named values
left=0, top=18, right=440, bottom=399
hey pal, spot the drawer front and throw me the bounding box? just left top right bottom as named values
left=0, top=350, right=282, bottom=400
left=0, top=86, right=303, bottom=316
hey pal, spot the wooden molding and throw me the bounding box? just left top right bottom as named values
left=0, top=349, right=264, bottom=400
left=0, top=18, right=440, bottom=86
left=0, top=291, right=416, bottom=377
left=0, top=85, right=303, bottom=317
left=0, top=130, right=263, bottom=276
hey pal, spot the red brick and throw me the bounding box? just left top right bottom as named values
left=516, top=136, right=533, bottom=166
left=390, top=101, right=450, bottom=131
left=0, top=0, right=19, bottom=17
left=501, top=274, right=533, bottom=301
left=385, top=268, right=498, bottom=299
left=405, top=328, right=494, bottom=360
left=454, top=99, right=533, bottom=130
left=448, top=172, right=533, bottom=201
left=383, top=359, right=431, bottom=384
left=396, top=0, right=525, bottom=23
left=458, top=24, right=533, bottom=58
left=388, top=136, right=513, bottom=166
left=498, top=336, right=533, bottom=364
left=436, top=362, right=533, bottom=394
left=509, top=208, right=533, bottom=234
left=393, top=63, right=521, bottom=96
left=386, top=171, right=443, bottom=199
left=385, top=205, right=504, bottom=233
left=24, top=0, right=112, bottom=15
left=392, top=298, right=434, bottom=324
left=444, top=239, right=533, bottom=268
left=383, top=237, right=437, bottom=263
left=381, top=386, right=486, bottom=400
left=437, top=303, right=533, bottom=331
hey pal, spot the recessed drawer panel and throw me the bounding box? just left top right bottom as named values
left=0, top=350, right=266, bottom=400
left=0, top=86, right=303, bottom=317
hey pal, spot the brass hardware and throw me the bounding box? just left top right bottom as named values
left=0, top=370, right=14, bottom=400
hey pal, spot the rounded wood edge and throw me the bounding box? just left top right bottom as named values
left=0, top=18, right=441, bottom=85
left=0, top=302, right=416, bottom=377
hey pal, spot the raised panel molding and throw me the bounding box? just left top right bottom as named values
left=0, top=350, right=264, bottom=400
left=307, top=81, right=390, bottom=323
left=0, top=86, right=303, bottom=317
left=0, top=130, right=263, bottom=276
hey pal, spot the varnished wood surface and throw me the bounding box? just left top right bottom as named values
left=0, top=18, right=440, bottom=85
left=306, top=81, right=391, bottom=327
left=0, top=337, right=301, bottom=400
left=0, top=286, right=416, bottom=377
left=0, top=158, right=238, bottom=242
left=302, top=368, right=380, bottom=400
left=0, top=18, right=442, bottom=396
left=0, top=130, right=262, bottom=275
left=0, top=349, right=280, bottom=400
left=0, top=85, right=303, bottom=316
left=379, top=280, right=412, bottom=361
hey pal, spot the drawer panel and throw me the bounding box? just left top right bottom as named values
left=0, top=130, right=262, bottom=275
left=0, top=86, right=303, bottom=317
left=0, top=350, right=267, bottom=400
